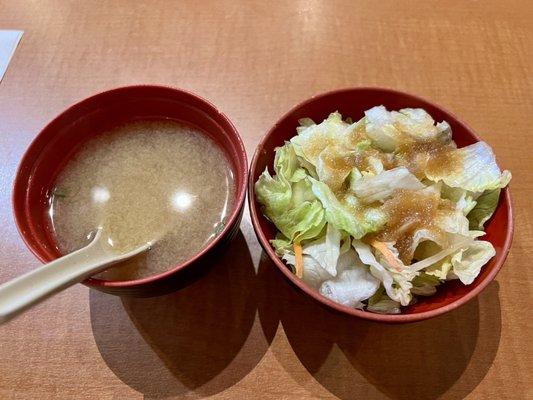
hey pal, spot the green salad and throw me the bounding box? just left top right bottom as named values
left=255, top=106, right=511, bottom=314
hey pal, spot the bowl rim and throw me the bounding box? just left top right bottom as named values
left=248, top=86, right=514, bottom=323
left=12, top=84, right=248, bottom=288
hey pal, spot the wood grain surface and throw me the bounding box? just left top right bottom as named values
left=0, top=1, right=531, bottom=399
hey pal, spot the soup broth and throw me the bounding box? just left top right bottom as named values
left=48, top=119, right=235, bottom=280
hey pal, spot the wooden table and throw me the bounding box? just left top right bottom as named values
left=0, top=1, right=531, bottom=399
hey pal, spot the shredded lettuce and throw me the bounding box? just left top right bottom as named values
left=255, top=106, right=510, bottom=314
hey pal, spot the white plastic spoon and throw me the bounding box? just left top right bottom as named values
left=0, top=228, right=151, bottom=324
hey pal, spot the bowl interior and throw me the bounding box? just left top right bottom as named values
left=13, top=85, right=247, bottom=285
left=250, top=87, right=512, bottom=320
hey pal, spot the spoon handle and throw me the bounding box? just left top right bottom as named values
left=0, top=244, right=112, bottom=324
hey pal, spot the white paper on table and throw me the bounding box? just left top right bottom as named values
left=0, top=30, right=23, bottom=82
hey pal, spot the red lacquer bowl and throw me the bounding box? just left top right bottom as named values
left=248, top=87, right=513, bottom=323
left=13, top=85, right=248, bottom=297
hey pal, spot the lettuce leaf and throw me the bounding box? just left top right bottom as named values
left=256, top=169, right=326, bottom=243
left=315, top=145, right=357, bottom=191
left=290, top=178, right=316, bottom=207
left=364, top=106, right=400, bottom=152
left=456, top=192, right=477, bottom=215
left=284, top=239, right=358, bottom=289
left=270, top=200, right=326, bottom=243
left=283, top=253, right=332, bottom=289
left=352, top=240, right=416, bottom=306
left=425, top=141, right=511, bottom=192
left=367, top=288, right=402, bottom=314
left=255, top=168, right=292, bottom=218
left=270, top=233, right=292, bottom=256
left=425, top=257, right=453, bottom=280
left=467, top=188, right=501, bottom=229
left=366, top=156, right=385, bottom=175
left=435, top=209, right=470, bottom=236
left=411, top=273, right=441, bottom=296
left=415, top=240, right=454, bottom=280
left=409, top=233, right=474, bottom=272
left=394, top=108, right=452, bottom=143
left=291, top=111, right=349, bottom=165
left=441, top=185, right=478, bottom=215
left=274, top=143, right=307, bottom=183
left=310, top=177, right=386, bottom=239
left=301, top=224, right=342, bottom=276
left=297, top=117, right=315, bottom=129
left=408, top=228, right=446, bottom=262
left=351, top=167, right=424, bottom=204
left=450, top=240, right=496, bottom=284
left=315, top=140, right=371, bottom=191
left=367, top=298, right=402, bottom=314
left=319, top=253, right=380, bottom=308
left=256, top=143, right=327, bottom=244
left=364, top=106, right=451, bottom=151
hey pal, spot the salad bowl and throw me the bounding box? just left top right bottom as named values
left=249, top=87, right=513, bottom=323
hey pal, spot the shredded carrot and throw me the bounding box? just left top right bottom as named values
left=293, top=242, right=304, bottom=278
left=369, top=240, right=403, bottom=272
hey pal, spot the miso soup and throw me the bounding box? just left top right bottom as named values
left=48, top=119, right=235, bottom=280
